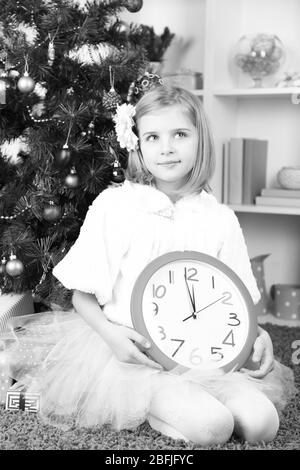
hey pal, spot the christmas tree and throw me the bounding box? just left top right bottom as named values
left=0, top=0, right=149, bottom=309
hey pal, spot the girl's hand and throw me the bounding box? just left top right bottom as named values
left=104, top=323, right=163, bottom=370
left=241, top=326, right=274, bottom=378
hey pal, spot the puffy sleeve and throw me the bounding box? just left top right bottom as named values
left=52, top=187, right=129, bottom=306
left=217, top=207, right=261, bottom=305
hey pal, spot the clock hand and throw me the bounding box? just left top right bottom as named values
left=182, top=312, right=196, bottom=322
left=184, top=275, right=196, bottom=319
left=195, top=295, right=226, bottom=315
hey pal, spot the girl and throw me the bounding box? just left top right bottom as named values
left=6, top=84, right=295, bottom=445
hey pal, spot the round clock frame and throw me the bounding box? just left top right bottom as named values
left=131, top=251, right=257, bottom=372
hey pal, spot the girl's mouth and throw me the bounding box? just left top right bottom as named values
left=157, top=160, right=181, bottom=166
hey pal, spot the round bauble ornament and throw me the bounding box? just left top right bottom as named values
left=6, top=255, right=24, bottom=277
left=111, top=160, right=125, bottom=183
left=122, top=0, right=143, bottom=13
left=55, top=144, right=72, bottom=167
left=112, top=20, right=129, bottom=36
left=17, top=72, right=35, bottom=93
left=65, top=167, right=79, bottom=188
left=43, top=201, right=61, bottom=222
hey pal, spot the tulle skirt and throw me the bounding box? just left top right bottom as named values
left=0, top=310, right=297, bottom=431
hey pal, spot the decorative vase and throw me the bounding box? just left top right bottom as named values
left=250, top=254, right=271, bottom=315
left=277, top=166, right=300, bottom=190
left=270, top=284, right=300, bottom=320
left=232, top=33, right=286, bottom=87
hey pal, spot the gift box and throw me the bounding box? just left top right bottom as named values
left=6, top=383, right=40, bottom=413
left=0, top=291, right=34, bottom=334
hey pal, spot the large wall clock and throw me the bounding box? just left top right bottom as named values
left=131, top=251, right=257, bottom=372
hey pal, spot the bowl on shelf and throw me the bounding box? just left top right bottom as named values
left=232, top=33, right=286, bottom=87
left=277, top=166, right=300, bottom=189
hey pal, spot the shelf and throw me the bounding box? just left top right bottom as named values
left=229, top=204, right=300, bottom=216
left=214, top=87, right=300, bottom=98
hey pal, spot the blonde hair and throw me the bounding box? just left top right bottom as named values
left=126, top=85, right=215, bottom=197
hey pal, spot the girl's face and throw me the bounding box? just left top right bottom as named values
left=137, top=105, right=198, bottom=196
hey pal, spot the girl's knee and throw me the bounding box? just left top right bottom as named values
left=233, top=396, right=279, bottom=444
left=185, top=401, right=234, bottom=446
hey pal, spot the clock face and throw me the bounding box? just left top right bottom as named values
left=131, top=251, right=257, bottom=372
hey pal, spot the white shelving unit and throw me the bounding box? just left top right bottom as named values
left=122, top=0, right=300, bottom=289
left=201, top=0, right=300, bottom=290
left=214, top=87, right=300, bottom=98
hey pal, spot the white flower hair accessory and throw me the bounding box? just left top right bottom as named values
left=113, top=103, right=138, bottom=152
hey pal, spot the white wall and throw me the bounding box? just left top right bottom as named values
left=120, top=0, right=205, bottom=74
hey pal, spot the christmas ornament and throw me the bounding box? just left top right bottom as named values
left=33, top=82, right=47, bottom=99
left=68, top=43, right=120, bottom=66
left=65, top=167, right=79, bottom=188
left=8, top=70, right=20, bottom=79
left=55, top=144, right=72, bottom=167
left=17, top=73, right=35, bottom=93
left=0, top=78, right=7, bottom=105
left=122, top=0, right=143, bottom=13
left=17, top=56, right=35, bottom=94
left=43, top=201, right=62, bottom=222
left=103, top=66, right=122, bottom=111
left=0, top=136, right=29, bottom=165
left=0, top=257, right=6, bottom=275
left=16, top=21, right=38, bottom=45
left=5, top=254, right=24, bottom=277
left=110, top=146, right=125, bottom=183
left=112, top=20, right=129, bottom=36
left=48, top=35, right=55, bottom=66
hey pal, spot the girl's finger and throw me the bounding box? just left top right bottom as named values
left=133, top=349, right=163, bottom=370
left=252, top=336, right=264, bottom=363
left=127, top=328, right=151, bottom=349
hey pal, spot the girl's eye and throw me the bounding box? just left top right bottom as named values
left=175, top=131, right=187, bottom=138
left=146, top=134, right=158, bottom=142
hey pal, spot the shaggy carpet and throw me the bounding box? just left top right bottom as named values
left=0, top=323, right=299, bottom=451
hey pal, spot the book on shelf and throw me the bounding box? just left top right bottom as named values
left=243, top=139, right=268, bottom=204
left=228, top=138, right=244, bottom=204
left=222, top=141, right=230, bottom=204
left=255, top=196, right=300, bottom=207
left=261, top=188, right=300, bottom=198
left=225, top=138, right=268, bottom=205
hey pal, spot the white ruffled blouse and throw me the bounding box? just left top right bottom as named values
left=53, top=180, right=260, bottom=327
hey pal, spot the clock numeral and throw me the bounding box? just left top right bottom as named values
left=221, top=291, right=233, bottom=305
left=184, top=267, right=198, bottom=282
left=170, top=338, right=185, bottom=357
left=228, top=312, right=240, bottom=326
left=222, top=329, right=235, bottom=347
left=189, top=348, right=203, bottom=366
left=152, top=302, right=159, bottom=316
left=212, top=276, right=215, bottom=289
left=210, top=347, right=224, bottom=361
left=168, top=270, right=175, bottom=284
left=152, top=284, right=166, bottom=299
left=158, top=326, right=167, bottom=340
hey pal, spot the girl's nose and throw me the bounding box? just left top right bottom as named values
left=161, top=137, right=174, bottom=155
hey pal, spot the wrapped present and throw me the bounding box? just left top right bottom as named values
left=0, top=291, right=34, bottom=334
left=6, top=382, right=40, bottom=413
left=0, top=350, right=14, bottom=404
